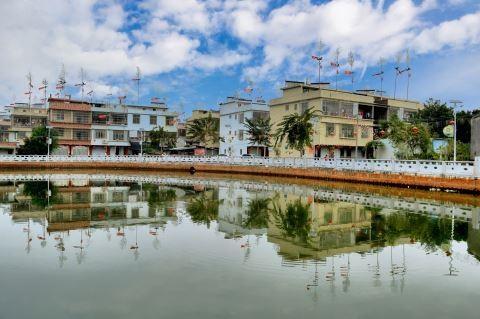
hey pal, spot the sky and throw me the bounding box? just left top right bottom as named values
left=1, top=0, right=480, bottom=118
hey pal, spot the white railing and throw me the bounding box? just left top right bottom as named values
left=0, top=155, right=479, bottom=178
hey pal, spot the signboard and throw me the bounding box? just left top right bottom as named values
left=443, top=125, right=454, bottom=138
left=194, top=148, right=206, bottom=156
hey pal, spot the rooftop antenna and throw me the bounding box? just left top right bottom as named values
left=132, top=66, right=141, bottom=105
left=373, top=57, right=385, bottom=97
left=118, top=95, right=126, bottom=105
left=331, top=48, right=341, bottom=90
left=346, top=51, right=355, bottom=91
left=39, top=79, right=48, bottom=108
left=75, top=68, right=86, bottom=102
left=311, top=41, right=324, bottom=83
left=56, top=64, right=67, bottom=97
left=25, top=73, right=33, bottom=109
left=87, top=90, right=94, bottom=103
left=405, top=49, right=412, bottom=99
left=394, top=52, right=402, bottom=99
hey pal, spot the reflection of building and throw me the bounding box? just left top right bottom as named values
left=217, top=185, right=268, bottom=238
left=269, top=81, right=422, bottom=158
left=219, top=97, right=269, bottom=156
left=267, top=193, right=374, bottom=259
left=467, top=208, right=480, bottom=260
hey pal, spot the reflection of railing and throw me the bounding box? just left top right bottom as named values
left=0, top=155, right=478, bottom=178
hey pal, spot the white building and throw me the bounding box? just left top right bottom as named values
left=219, top=97, right=269, bottom=156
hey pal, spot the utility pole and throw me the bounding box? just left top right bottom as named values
left=333, top=48, right=340, bottom=90
left=450, top=100, right=463, bottom=162
left=132, top=66, right=141, bottom=105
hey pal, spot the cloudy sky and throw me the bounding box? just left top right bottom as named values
left=1, top=0, right=479, bottom=116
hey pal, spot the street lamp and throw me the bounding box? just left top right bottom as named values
left=46, top=125, right=52, bottom=160
left=449, top=100, right=463, bottom=162
left=139, top=128, right=144, bottom=157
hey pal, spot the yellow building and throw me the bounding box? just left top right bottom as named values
left=185, top=109, right=220, bottom=150
left=269, top=81, right=422, bottom=158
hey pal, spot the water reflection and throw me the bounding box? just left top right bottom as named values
left=1, top=173, right=480, bottom=306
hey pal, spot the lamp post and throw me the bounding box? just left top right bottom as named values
left=46, top=125, right=52, bottom=160
left=449, top=100, right=463, bottom=162
left=139, top=128, right=144, bottom=157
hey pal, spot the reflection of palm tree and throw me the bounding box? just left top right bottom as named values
left=271, top=198, right=312, bottom=243
left=22, top=181, right=57, bottom=208
left=243, top=197, right=270, bottom=229
left=186, top=193, right=219, bottom=228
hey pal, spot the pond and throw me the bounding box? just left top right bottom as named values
left=0, top=172, right=479, bottom=319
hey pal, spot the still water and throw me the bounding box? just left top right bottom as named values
left=1, top=172, right=480, bottom=319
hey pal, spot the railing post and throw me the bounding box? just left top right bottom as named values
left=475, top=157, right=480, bottom=178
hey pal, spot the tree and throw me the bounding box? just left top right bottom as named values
left=436, top=140, right=471, bottom=161
left=274, top=107, right=317, bottom=157
left=365, top=140, right=384, bottom=159
left=386, top=115, right=433, bottom=159
left=148, top=127, right=177, bottom=153
left=186, top=114, right=220, bottom=147
left=244, top=117, right=272, bottom=156
left=17, top=126, right=58, bottom=155
left=411, top=99, right=453, bottom=138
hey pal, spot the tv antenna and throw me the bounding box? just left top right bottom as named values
left=373, top=57, right=385, bottom=97
left=56, top=64, right=67, bottom=97
left=118, top=95, right=127, bottom=105
left=346, top=51, right=355, bottom=90
left=393, top=52, right=409, bottom=99
left=25, top=73, right=33, bottom=109
left=75, top=68, right=86, bottom=102
left=132, top=66, right=141, bottom=105
left=311, top=41, right=324, bottom=83
left=331, top=48, right=341, bottom=90
left=405, top=49, right=412, bottom=99
left=39, top=79, right=48, bottom=108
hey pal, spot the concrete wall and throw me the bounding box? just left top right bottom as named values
left=471, top=116, right=480, bottom=158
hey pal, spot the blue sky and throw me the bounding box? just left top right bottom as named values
left=1, top=0, right=479, bottom=118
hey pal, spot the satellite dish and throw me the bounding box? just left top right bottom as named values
left=443, top=125, right=454, bottom=138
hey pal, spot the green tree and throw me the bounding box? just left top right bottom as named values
left=411, top=98, right=453, bottom=138
left=22, top=181, right=57, bottom=208
left=186, top=114, right=220, bottom=147
left=243, top=197, right=271, bottom=229
left=17, top=126, right=58, bottom=155
left=148, top=127, right=177, bottom=153
left=274, top=107, right=317, bottom=157
left=244, top=117, right=272, bottom=156
left=436, top=140, right=471, bottom=161
left=386, top=115, right=433, bottom=159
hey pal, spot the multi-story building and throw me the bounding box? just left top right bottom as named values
left=219, top=97, right=269, bottom=156
left=48, top=97, right=178, bottom=155
left=48, top=98, right=92, bottom=155
left=0, top=116, right=14, bottom=154
left=471, top=114, right=480, bottom=158
left=269, top=81, right=423, bottom=158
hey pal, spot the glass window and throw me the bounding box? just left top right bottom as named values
left=113, top=131, right=125, bottom=141
left=238, top=130, right=244, bottom=141
left=340, top=124, right=354, bottom=138
left=73, top=112, right=89, bottom=124
left=54, top=111, right=64, bottom=121
left=322, top=100, right=339, bottom=116
left=133, top=114, right=140, bottom=124
left=73, top=129, right=89, bottom=140
left=150, top=115, right=157, bottom=125
left=339, top=102, right=354, bottom=118
left=285, top=104, right=290, bottom=111
left=166, top=116, right=175, bottom=126
left=326, top=123, right=335, bottom=137
left=95, top=130, right=106, bottom=139
left=54, top=128, right=64, bottom=137
left=238, top=113, right=244, bottom=123
left=112, top=113, right=127, bottom=125
left=301, top=102, right=309, bottom=114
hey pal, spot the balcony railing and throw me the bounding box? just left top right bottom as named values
left=0, top=155, right=478, bottom=178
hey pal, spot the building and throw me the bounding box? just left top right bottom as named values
left=471, top=114, right=480, bottom=158
left=219, top=97, right=269, bottom=156
left=183, top=109, right=220, bottom=155
left=48, top=97, right=178, bottom=156
left=269, top=81, right=423, bottom=158
left=0, top=116, right=14, bottom=154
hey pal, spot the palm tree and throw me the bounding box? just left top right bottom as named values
left=149, top=126, right=176, bottom=152
left=244, top=117, right=272, bottom=157
left=186, top=114, right=220, bottom=147
left=274, top=107, right=317, bottom=157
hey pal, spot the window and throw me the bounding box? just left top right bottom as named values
left=301, top=102, right=308, bottom=114
left=285, top=104, right=290, bottom=111
left=113, top=130, right=125, bottom=141
left=73, top=112, right=89, bottom=124
left=238, top=130, right=244, bottom=141
left=54, top=111, right=64, bottom=121
left=73, top=129, right=89, bottom=140
left=326, top=123, right=335, bottom=137
left=54, top=128, right=65, bottom=137
left=238, top=113, right=244, bottom=123
left=93, top=193, right=105, bottom=203
left=133, top=114, right=140, bottom=124
left=340, top=124, right=354, bottom=138
left=166, top=116, right=175, bottom=126
left=294, top=104, right=297, bottom=111
left=323, top=100, right=339, bottom=116
left=150, top=115, right=157, bottom=125
left=95, top=130, right=106, bottom=139
left=112, top=113, right=127, bottom=125
left=339, top=102, right=354, bottom=118
left=235, top=114, right=237, bottom=120
left=17, top=131, right=26, bottom=139
left=361, top=127, right=369, bottom=138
